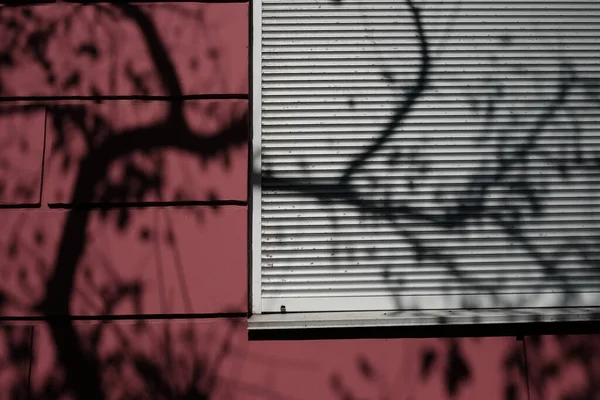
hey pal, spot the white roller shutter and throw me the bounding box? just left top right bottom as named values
left=251, top=0, right=600, bottom=327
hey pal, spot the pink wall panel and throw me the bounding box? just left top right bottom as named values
left=27, top=319, right=532, bottom=400
left=68, top=206, right=247, bottom=316
left=0, top=210, right=62, bottom=317
left=42, top=99, right=248, bottom=205
left=525, top=335, right=600, bottom=400
left=0, top=106, right=45, bottom=206
left=0, top=206, right=246, bottom=318
left=405, top=337, right=528, bottom=400
left=0, top=3, right=248, bottom=98
left=0, top=323, right=32, bottom=400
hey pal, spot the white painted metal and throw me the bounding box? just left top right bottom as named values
left=251, top=0, right=264, bottom=314
left=249, top=307, right=600, bottom=331
left=252, top=0, right=600, bottom=323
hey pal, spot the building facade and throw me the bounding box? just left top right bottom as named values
left=0, top=1, right=598, bottom=399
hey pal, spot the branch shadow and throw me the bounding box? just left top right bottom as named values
left=258, top=0, right=600, bottom=320
left=1, top=2, right=254, bottom=400
left=259, top=1, right=600, bottom=398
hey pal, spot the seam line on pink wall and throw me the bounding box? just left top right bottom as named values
left=0, top=94, right=248, bottom=102
left=0, top=201, right=247, bottom=209
left=0, top=203, right=42, bottom=209
left=48, top=200, right=247, bottom=209
left=0, top=312, right=248, bottom=322
left=63, top=0, right=250, bottom=3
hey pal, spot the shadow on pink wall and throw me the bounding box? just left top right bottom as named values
left=0, top=2, right=599, bottom=400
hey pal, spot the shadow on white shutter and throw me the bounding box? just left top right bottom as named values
left=251, top=0, right=600, bottom=333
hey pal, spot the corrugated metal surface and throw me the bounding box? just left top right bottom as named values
left=256, top=0, right=600, bottom=314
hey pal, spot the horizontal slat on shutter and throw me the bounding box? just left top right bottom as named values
left=257, top=0, right=600, bottom=314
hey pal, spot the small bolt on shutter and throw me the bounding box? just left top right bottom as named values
left=251, top=0, right=600, bottom=326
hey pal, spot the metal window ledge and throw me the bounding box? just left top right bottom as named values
left=248, top=308, right=600, bottom=340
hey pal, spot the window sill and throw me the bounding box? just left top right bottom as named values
left=248, top=308, right=600, bottom=340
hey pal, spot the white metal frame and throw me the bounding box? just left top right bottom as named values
left=250, top=308, right=600, bottom=332
left=250, top=0, right=263, bottom=315
left=248, top=0, right=600, bottom=332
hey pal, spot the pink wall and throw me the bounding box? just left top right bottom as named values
left=0, top=2, right=598, bottom=399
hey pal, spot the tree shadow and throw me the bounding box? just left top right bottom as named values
left=1, top=2, right=253, bottom=400
left=259, top=0, right=600, bottom=317
left=331, top=334, right=600, bottom=400
left=0, top=1, right=599, bottom=400
left=258, top=0, right=600, bottom=398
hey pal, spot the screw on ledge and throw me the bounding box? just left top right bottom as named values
left=280, top=305, right=287, bottom=314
